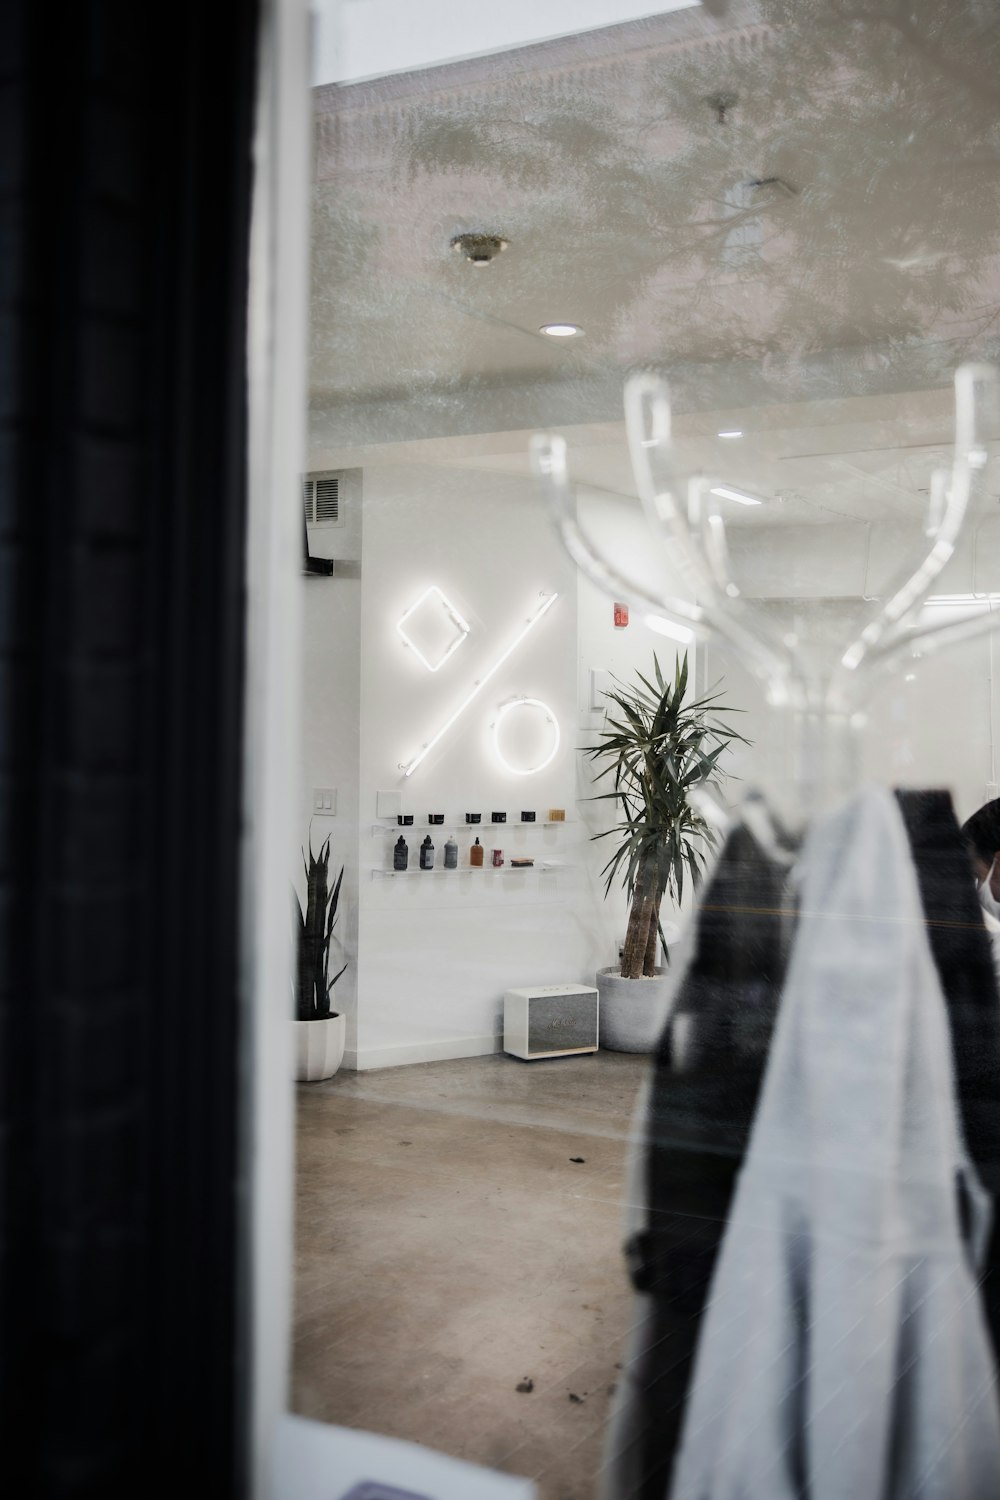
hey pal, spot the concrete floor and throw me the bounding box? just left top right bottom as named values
left=292, top=1050, right=648, bottom=1500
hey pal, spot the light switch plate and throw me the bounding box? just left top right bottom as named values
left=590, top=668, right=612, bottom=711
left=313, top=788, right=336, bottom=815
left=376, top=789, right=402, bottom=818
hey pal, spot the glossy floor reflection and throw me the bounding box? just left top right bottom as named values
left=292, top=1050, right=647, bottom=1500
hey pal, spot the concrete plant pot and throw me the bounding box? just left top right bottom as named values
left=294, top=1013, right=346, bottom=1082
left=597, top=966, right=671, bottom=1053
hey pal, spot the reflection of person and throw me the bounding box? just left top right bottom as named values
left=962, top=800, right=1000, bottom=916
left=961, top=800, right=1000, bottom=976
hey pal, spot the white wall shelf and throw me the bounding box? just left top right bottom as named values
left=371, top=861, right=572, bottom=880
left=370, top=821, right=574, bottom=835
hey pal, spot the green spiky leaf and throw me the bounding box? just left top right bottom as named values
left=585, top=651, right=749, bottom=977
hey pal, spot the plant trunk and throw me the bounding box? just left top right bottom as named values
left=642, top=877, right=661, bottom=976
left=622, top=856, right=658, bottom=980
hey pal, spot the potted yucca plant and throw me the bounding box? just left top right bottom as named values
left=293, top=832, right=348, bottom=1081
left=587, top=652, right=746, bottom=1051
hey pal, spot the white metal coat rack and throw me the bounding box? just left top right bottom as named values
left=531, top=363, right=999, bottom=818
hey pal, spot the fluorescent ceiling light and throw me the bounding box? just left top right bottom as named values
left=717, top=430, right=743, bottom=439
left=710, top=485, right=763, bottom=507
left=645, top=614, right=695, bottom=645
left=540, top=323, right=583, bottom=338
left=401, top=593, right=559, bottom=777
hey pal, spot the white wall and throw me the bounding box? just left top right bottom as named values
left=575, top=485, right=701, bottom=958
left=704, top=621, right=999, bottom=830
left=354, top=464, right=585, bottom=1068
left=298, top=466, right=1000, bottom=1071
left=298, top=464, right=710, bottom=1070
left=703, top=516, right=1000, bottom=826
left=299, top=470, right=363, bottom=1056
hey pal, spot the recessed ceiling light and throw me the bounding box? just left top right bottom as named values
left=540, top=323, right=583, bottom=338
left=710, top=485, right=763, bottom=507
left=717, top=429, right=743, bottom=439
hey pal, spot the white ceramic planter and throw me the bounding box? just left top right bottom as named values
left=597, top=966, right=671, bottom=1053
left=294, top=1013, right=346, bottom=1082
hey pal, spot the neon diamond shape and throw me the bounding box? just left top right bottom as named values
left=396, top=585, right=471, bottom=672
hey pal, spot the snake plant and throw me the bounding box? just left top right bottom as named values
left=294, top=833, right=347, bottom=1021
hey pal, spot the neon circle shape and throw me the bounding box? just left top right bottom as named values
left=492, top=698, right=561, bottom=776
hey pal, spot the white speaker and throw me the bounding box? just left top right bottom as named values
left=503, top=984, right=599, bottom=1060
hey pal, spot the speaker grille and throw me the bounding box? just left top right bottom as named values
left=527, top=990, right=598, bottom=1053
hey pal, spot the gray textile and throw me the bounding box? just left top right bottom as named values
left=603, top=804, right=795, bottom=1500
left=984, top=910, right=1000, bottom=989
left=669, top=788, right=1000, bottom=1500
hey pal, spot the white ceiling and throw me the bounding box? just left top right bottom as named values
left=311, top=0, right=698, bottom=87
left=311, top=384, right=1000, bottom=528
left=308, top=0, right=1000, bottom=526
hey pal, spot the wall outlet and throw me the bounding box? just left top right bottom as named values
left=313, top=788, right=336, bottom=814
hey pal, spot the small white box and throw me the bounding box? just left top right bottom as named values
left=503, top=984, right=599, bottom=1060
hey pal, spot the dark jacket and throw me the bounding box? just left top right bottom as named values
left=609, top=790, right=1000, bottom=1500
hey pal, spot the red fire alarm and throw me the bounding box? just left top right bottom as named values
left=614, top=602, right=629, bottom=629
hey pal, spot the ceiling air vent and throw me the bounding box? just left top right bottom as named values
left=302, top=472, right=344, bottom=528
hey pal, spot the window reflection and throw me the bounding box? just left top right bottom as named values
left=294, top=5, right=1000, bottom=1497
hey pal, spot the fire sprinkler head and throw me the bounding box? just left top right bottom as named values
left=450, top=232, right=509, bottom=266
left=706, top=92, right=738, bottom=125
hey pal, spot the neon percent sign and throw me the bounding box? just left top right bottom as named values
left=400, top=593, right=559, bottom=777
